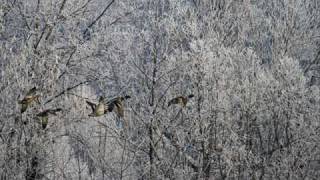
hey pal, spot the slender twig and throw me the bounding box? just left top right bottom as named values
left=45, top=0, right=68, bottom=40
left=58, top=0, right=67, bottom=15
left=44, top=79, right=93, bottom=105
left=131, top=60, right=153, bottom=82
left=69, top=0, right=92, bottom=17
left=109, top=5, right=143, bottom=26
left=17, top=4, right=30, bottom=30
left=154, top=80, right=177, bottom=112
left=34, top=24, right=48, bottom=50
left=304, top=49, right=320, bottom=74
left=58, top=47, right=77, bottom=79
left=83, top=0, right=115, bottom=36
left=66, top=93, right=90, bottom=101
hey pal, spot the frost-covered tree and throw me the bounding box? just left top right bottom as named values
left=0, top=0, right=320, bottom=179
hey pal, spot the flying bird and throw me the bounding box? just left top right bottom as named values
left=107, top=95, right=131, bottom=118
left=168, top=94, right=194, bottom=107
left=36, top=108, right=62, bottom=129
left=18, top=87, right=40, bottom=113
left=86, top=96, right=107, bottom=117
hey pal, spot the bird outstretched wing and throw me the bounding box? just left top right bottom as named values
left=106, top=97, right=118, bottom=105
left=86, top=101, right=97, bottom=112
left=168, top=97, right=180, bottom=107
left=26, top=87, right=37, bottom=96
left=115, top=102, right=124, bottom=117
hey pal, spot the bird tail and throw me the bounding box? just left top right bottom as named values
left=35, top=95, right=41, bottom=104
left=88, top=113, right=94, bottom=117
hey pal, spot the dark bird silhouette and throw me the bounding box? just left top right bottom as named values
left=25, top=154, right=44, bottom=180
left=86, top=96, right=107, bottom=117
left=107, top=95, right=131, bottom=118
left=309, top=76, right=320, bottom=86
left=168, top=94, right=194, bottom=107
left=18, top=87, right=40, bottom=113
left=36, top=108, right=62, bottom=129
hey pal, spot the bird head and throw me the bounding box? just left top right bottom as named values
left=55, top=108, right=63, bottom=112
left=188, top=94, right=194, bottom=98
left=99, top=96, right=105, bottom=102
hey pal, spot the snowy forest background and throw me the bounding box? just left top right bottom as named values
left=1, top=0, right=320, bottom=179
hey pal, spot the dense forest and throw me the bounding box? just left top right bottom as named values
left=0, top=0, right=320, bottom=179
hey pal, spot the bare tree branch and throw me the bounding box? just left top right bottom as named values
left=83, top=0, right=115, bottom=36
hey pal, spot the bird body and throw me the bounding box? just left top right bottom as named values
left=36, top=108, right=62, bottom=129
left=18, top=87, right=40, bottom=113
left=95, top=103, right=105, bottom=116
left=39, top=116, right=48, bottom=129
left=168, top=94, right=194, bottom=107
